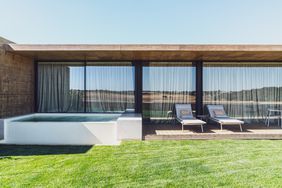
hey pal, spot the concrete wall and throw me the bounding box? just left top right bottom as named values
left=2, top=113, right=142, bottom=145
left=0, top=44, right=34, bottom=118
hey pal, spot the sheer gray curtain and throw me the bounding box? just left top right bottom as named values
left=37, top=62, right=85, bottom=112
left=203, top=62, right=282, bottom=123
left=86, top=62, right=135, bottom=112
left=143, top=62, right=195, bottom=121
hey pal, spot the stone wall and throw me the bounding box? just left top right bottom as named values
left=0, top=45, right=34, bottom=118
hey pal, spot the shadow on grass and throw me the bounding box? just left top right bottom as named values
left=0, top=145, right=93, bottom=157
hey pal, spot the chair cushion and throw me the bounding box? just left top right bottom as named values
left=181, top=119, right=206, bottom=125
left=179, top=109, right=193, bottom=119
left=212, top=109, right=228, bottom=118
left=216, top=118, right=244, bottom=124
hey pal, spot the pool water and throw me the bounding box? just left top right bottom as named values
left=14, top=114, right=121, bottom=122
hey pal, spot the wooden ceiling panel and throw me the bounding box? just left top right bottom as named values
left=4, top=44, right=282, bottom=62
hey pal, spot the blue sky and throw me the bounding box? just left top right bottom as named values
left=1, top=0, right=282, bottom=44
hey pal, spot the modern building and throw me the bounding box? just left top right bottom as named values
left=2, top=36, right=282, bottom=126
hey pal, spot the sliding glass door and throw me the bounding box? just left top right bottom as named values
left=38, top=60, right=282, bottom=124
left=143, top=62, right=196, bottom=122
left=86, top=62, right=135, bottom=112
left=203, top=62, right=282, bottom=123
left=37, top=62, right=134, bottom=113
left=37, top=62, right=85, bottom=112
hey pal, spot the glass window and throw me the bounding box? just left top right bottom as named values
left=86, top=62, right=135, bottom=112
left=143, top=62, right=196, bottom=123
left=37, top=62, right=85, bottom=112
left=203, top=62, right=282, bottom=123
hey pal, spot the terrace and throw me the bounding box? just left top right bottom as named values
left=144, top=123, right=282, bottom=140
left=2, top=43, right=282, bottom=143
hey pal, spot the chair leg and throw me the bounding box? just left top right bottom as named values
left=267, top=112, right=270, bottom=127
left=182, top=124, right=184, bottom=132
left=265, top=111, right=270, bottom=126
left=280, top=116, right=282, bottom=129
left=278, top=112, right=282, bottom=128
left=239, top=124, right=243, bottom=132
left=220, top=123, right=223, bottom=131
left=201, top=125, right=204, bottom=133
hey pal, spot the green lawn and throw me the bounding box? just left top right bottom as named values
left=1, top=140, right=282, bottom=187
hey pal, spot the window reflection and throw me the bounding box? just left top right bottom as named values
left=86, top=62, right=135, bottom=112
left=143, top=62, right=196, bottom=123
left=203, top=62, right=282, bottom=123
left=38, top=62, right=135, bottom=113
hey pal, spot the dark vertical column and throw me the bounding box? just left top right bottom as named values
left=84, top=61, right=87, bottom=113
left=133, top=61, right=143, bottom=113
left=195, top=61, right=203, bottom=115
left=34, top=60, right=38, bottom=113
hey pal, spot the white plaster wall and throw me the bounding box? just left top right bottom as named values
left=5, top=121, right=118, bottom=145
left=117, top=113, right=142, bottom=140
left=2, top=113, right=142, bottom=145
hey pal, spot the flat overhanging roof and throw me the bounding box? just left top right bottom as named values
left=4, top=44, right=282, bottom=61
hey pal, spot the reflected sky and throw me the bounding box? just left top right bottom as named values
left=69, top=64, right=282, bottom=92
left=203, top=66, right=282, bottom=92
left=143, top=66, right=195, bottom=92
left=69, top=66, right=84, bottom=90
left=69, top=66, right=135, bottom=91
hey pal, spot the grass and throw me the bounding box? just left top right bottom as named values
left=1, top=140, right=282, bottom=187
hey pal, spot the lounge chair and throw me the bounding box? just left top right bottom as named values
left=175, top=104, right=206, bottom=132
left=206, top=105, right=244, bottom=131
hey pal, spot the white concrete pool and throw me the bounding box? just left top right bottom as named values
left=0, top=113, right=142, bottom=145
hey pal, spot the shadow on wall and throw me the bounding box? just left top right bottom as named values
left=0, top=145, right=93, bottom=157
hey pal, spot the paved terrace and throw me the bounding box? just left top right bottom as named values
left=144, top=124, right=282, bottom=140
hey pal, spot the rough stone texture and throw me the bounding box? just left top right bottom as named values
left=0, top=44, right=34, bottom=118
